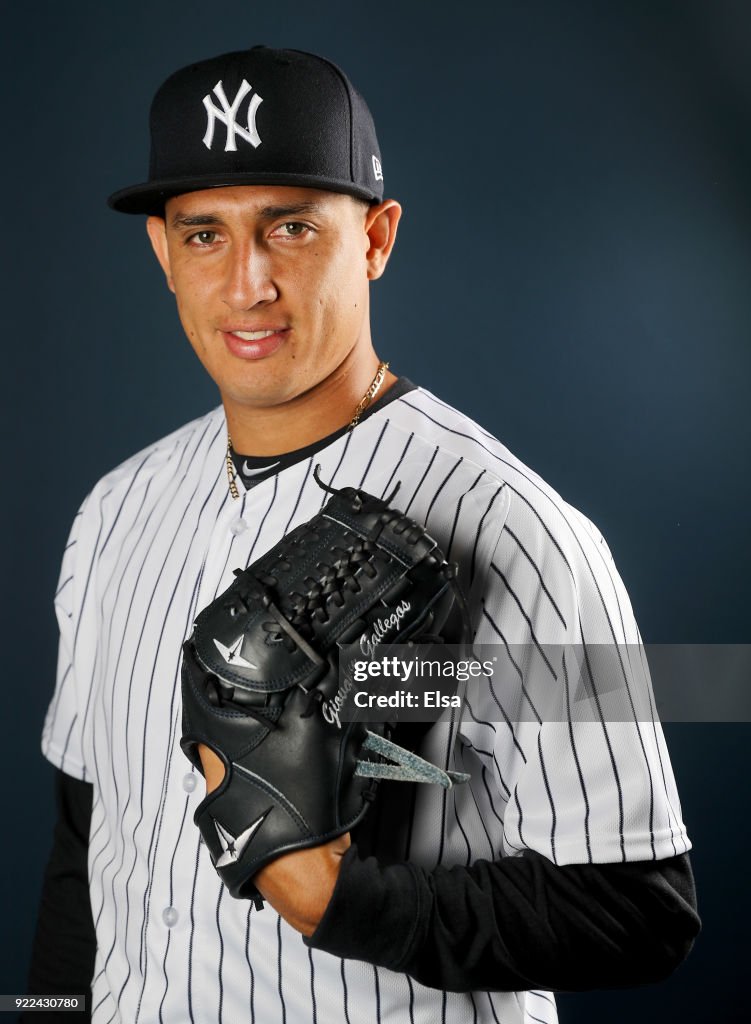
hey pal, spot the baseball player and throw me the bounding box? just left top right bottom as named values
left=27, top=46, right=699, bottom=1024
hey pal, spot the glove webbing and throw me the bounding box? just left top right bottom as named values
left=355, top=731, right=470, bottom=790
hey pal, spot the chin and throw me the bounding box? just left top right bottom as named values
left=223, top=380, right=300, bottom=409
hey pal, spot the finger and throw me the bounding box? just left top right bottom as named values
left=197, top=743, right=226, bottom=793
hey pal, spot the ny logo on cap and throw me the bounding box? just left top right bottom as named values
left=372, top=155, right=383, bottom=182
left=203, top=79, right=263, bottom=152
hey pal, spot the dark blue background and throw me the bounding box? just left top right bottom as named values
left=3, top=1, right=749, bottom=1020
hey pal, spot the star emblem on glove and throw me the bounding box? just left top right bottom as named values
left=214, top=815, right=266, bottom=868
left=213, top=634, right=257, bottom=669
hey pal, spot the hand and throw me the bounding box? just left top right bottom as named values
left=197, top=743, right=348, bottom=934
left=253, top=833, right=350, bottom=936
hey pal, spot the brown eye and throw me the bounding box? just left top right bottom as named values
left=189, top=231, right=217, bottom=245
left=271, top=222, right=310, bottom=239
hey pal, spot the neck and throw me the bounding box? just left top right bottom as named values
left=223, top=347, right=396, bottom=456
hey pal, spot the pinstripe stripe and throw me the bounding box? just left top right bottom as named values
left=406, top=975, right=415, bottom=1024
left=563, top=650, right=593, bottom=862
left=99, top=450, right=158, bottom=556
left=59, top=714, right=78, bottom=777
left=215, top=884, right=224, bottom=1019
left=276, top=915, right=286, bottom=1024
left=461, top=702, right=512, bottom=799
left=282, top=457, right=316, bottom=534
left=340, top=960, right=351, bottom=1024
left=454, top=743, right=496, bottom=861
left=403, top=444, right=439, bottom=515
left=308, top=947, right=318, bottom=1024
left=186, top=837, right=202, bottom=1023
left=373, top=965, right=382, bottom=1024
left=478, top=610, right=534, bottom=751
left=480, top=762, right=510, bottom=824
left=485, top=991, right=501, bottom=1024
left=488, top=562, right=558, bottom=685
left=245, top=911, right=255, bottom=1024
left=640, top=641, right=682, bottom=856
left=579, top=631, right=626, bottom=860
left=380, top=431, right=414, bottom=500
left=530, top=991, right=556, bottom=1005
left=42, top=392, right=691, bottom=1023
left=469, top=483, right=506, bottom=586
left=321, top=426, right=355, bottom=498
left=450, top=762, right=473, bottom=864
left=505, top=525, right=567, bottom=628
left=157, top=930, right=171, bottom=1024
left=358, top=419, right=390, bottom=489
left=513, top=787, right=526, bottom=848
left=446, top=467, right=485, bottom=562
left=536, top=731, right=558, bottom=863
left=423, top=455, right=463, bottom=530
left=72, top=501, right=105, bottom=655
left=436, top=698, right=464, bottom=868
left=90, top=983, right=108, bottom=1018
left=158, top=793, right=191, bottom=1017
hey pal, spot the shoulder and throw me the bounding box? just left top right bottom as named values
left=387, top=387, right=631, bottom=640
left=388, top=386, right=610, bottom=552
left=76, top=406, right=226, bottom=529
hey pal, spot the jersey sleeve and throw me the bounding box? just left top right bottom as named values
left=462, top=488, right=691, bottom=865
left=41, top=499, right=94, bottom=782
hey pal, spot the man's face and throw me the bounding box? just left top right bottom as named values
left=147, top=185, right=397, bottom=412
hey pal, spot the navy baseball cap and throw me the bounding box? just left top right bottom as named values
left=108, top=46, right=384, bottom=215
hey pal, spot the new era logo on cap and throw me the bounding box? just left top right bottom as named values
left=107, top=46, right=385, bottom=215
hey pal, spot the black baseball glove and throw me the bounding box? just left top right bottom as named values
left=180, top=467, right=470, bottom=904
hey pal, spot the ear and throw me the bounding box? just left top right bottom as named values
left=146, top=216, right=175, bottom=293
left=364, top=199, right=402, bottom=281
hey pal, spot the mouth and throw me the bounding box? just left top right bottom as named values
left=221, top=326, right=289, bottom=360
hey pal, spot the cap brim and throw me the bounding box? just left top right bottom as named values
left=108, top=171, right=381, bottom=214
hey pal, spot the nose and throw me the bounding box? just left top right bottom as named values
left=220, top=242, right=278, bottom=310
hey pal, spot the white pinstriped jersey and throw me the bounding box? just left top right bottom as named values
left=42, top=386, right=690, bottom=1024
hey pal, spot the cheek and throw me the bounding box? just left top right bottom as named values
left=175, top=297, right=200, bottom=344
left=171, top=270, right=212, bottom=346
left=311, top=252, right=367, bottom=323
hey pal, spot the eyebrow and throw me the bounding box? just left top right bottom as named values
left=170, top=202, right=324, bottom=230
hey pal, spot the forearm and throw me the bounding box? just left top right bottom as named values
left=306, top=846, right=700, bottom=993
left=23, top=771, right=95, bottom=1022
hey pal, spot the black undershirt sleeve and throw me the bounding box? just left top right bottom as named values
left=27, top=774, right=701, bottom=1005
left=306, top=844, right=700, bottom=993
left=23, top=771, right=95, bottom=1023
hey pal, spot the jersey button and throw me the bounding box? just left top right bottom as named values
left=182, top=773, right=198, bottom=793
left=162, top=907, right=179, bottom=928
left=230, top=518, right=248, bottom=536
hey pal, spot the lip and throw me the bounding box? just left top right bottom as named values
left=221, top=327, right=289, bottom=360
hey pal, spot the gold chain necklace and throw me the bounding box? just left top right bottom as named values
left=225, top=360, right=389, bottom=500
